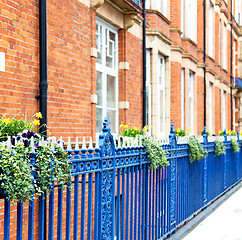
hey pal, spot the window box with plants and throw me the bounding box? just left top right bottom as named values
left=119, top=124, right=169, bottom=169
left=0, top=113, right=71, bottom=202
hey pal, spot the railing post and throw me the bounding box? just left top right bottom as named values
left=202, top=126, right=208, bottom=205
left=168, top=124, right=177, bottom=231
left=98, top=117, right=116, bottom=240
left=236, top=130, right=240, bottom=181
left=223, top=129, right=227, bottom=190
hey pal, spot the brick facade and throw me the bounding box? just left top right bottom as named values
left=0, top=0, right=242, bottom=143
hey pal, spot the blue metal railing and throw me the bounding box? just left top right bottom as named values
left=0, top=119, right=241, bottom=239
left=233, top=77, right=242, bottom=88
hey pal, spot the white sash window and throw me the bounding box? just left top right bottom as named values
left=189, top=71, right=194, bottom=133
left=158, top=54, right=166, bottom=137
left=96, top=18, right=118, bottom=132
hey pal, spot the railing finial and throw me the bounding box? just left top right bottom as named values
left=102, top=117, right=111, bottom=133
left=170, top=123, right=175, bottom=134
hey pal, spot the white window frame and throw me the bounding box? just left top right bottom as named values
left=208, top=2, right=213, bottom=57
left=158, top=54, right=166, bottom=137
left=181, top=68, right=185, bottom=129
left=223, top=24, right=227, bottom=70
left=189, top=71, right=194, bottom=134
left=146, top=49, right=152, bottom=134
left=146, top=0, right=150, bottom=9
left=209, top=82, right=213, bottom=131
left=158, top=0, right=167, bottom=16
left=222, top=91, right=226, bottom=130
left=235, top=0, right=241, bottom=25
left=96, top=18, right=119, bottom=133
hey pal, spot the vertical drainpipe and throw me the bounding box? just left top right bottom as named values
left=39, top=1, right=48, bottom=239
left=230, top=1, right=233, bottom=130
left=142, top=0, right=147, bottom=127
left=203, top=0, right=207, bottom=127
left=39, top=0, right=48, bottom=136
left=142, top=0, right=148, bottom=237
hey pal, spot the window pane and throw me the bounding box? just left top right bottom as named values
left=96, top=71, right=103, bottom=106
left=107, top=75, right=116, bottom=108
left=160, top=90, right=164, bottom=134
left=145, top=86, right=150, bottom=126
left=107, top=110, right=116, bottom=131
left=96, top=25, right=102, bottom=64
left=106, top=30, right=116, bottom=69
left=96, top=108, right=103, bottom=132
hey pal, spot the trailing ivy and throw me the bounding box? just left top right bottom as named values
left=214, top=140, right=225, bottom=156
left=0, top=143, right=35, bottom=202
left=143, top=138, right=169, bottom=169
left=34, top=143, right=71, bottom=196
left=0, top=136, right=71, bottom=203
left=231, top=139, right=240, bottom=153
left=188, top=137, right=207, bottom=163
left=119, top=124, right=169, bottom=169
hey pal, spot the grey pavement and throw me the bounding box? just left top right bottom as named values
left=182, top=183, right=242, bottom=240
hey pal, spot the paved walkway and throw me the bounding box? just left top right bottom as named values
left=182, top=183, right=242, bottom=240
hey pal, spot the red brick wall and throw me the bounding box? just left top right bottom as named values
left=170, top=61, right=182, bottom=128
left=47, top=0, right=94, bottom=139
left=119, top=29, right=143, bottom=129
left=0, top=0, right=39, bottom=117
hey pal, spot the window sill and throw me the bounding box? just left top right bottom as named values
left=181, top=37, right=197, bottom=47
left=146, top=9, right=171, bottom=25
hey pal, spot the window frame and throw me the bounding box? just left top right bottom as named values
left=146, top=49, right=152, bottom=134
left=189, top=71, right=194, bottom=134
left=209, top=82, right=213, bottom=131
left=223, top=23, right=227, bottom=70
left=222, top=91, right=226, bottom=130
left=181, top=68, right=185, bottom=129
left=96, top=18, right=119, bottom=133
left=158, top=54, right=166, bottom=137
left=208, top=2, right=214, bottom=58
left=158, top=0, right=167, bottom=16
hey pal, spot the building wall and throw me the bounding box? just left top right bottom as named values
left=0, top=0, right=242, bottom=143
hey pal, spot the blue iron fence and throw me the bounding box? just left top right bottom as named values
left=0, top=118, right=242, bottom=239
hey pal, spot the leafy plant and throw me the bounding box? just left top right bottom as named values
left=201, top=129, right=215, bottom=136
left=34, top=144, right=70, bottom=196
left=119, top=124, right=169, bottom=169
left=219, top=130, right=237, bottom=136
left=143, top=137, right=169, bottom=169
left=119, top=124, right=148, bottom=138
left=175, top=128, right=186, bottom=137
left=0, top=112, right=44, bottom=141
left=0, top=143, right=35, bottom=202
left=188, top=137, right=207, bottom=163
left=0, top=113, right=71, bottom=203
left=214, top=140, right=225, bottom=156
left=231, top=139, right=240, bottom=153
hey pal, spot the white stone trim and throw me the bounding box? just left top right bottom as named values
left=119, top=62, right=130, bottom=70
left=119, top=101, right=129, bottom=110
